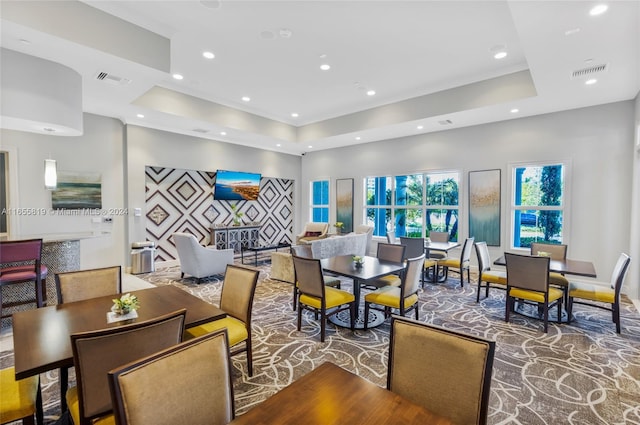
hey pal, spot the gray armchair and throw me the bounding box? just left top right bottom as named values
left=172, top=233, right=234, bottom=283
left=295, top=222, right=329, bottom=244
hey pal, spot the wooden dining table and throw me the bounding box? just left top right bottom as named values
left=493, top=254, right=597, bottom=278
left=11, top=285, right=226, bottom=412
left=229, top=362, right=454, bottom=425
left=425, top=241, right=460, bottom=282
left=320, top=255, right=405, bottom=328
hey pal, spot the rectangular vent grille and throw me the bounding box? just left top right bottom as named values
left=94, top=71, right=131, bottom=85
left=438, top=119, right=453, bottom=126
left=571, top=64, right=607, bottom=79
left=192, top=128, right=209, bottom=133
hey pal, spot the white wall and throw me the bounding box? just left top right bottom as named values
left=629, top=93, right=640, bottom=298
left=301, top=101, right=637, bottom=296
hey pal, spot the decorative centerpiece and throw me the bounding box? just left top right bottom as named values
left=537, top=251, right=551, bottom=257
left=334, top=222, right=344, bottom=233
left=352, top=255, right=364, bottom=268
left=108, top=293, right=140, bottom=322
left=230, top=203, right=244, bottom=226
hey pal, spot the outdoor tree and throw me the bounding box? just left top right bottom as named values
left=539, top=165, right=562, bottom=241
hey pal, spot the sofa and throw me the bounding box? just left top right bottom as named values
left=295, top=222, right=329, bottom=244
left=271, top=233, right=368, bottom=283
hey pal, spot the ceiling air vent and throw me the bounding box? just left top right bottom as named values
left=571, top=63, right=607, bottom=79
left=94, top=71, right=131, bottom=86
left=438, top=119, right=453, bottom=126
left=192, top=128, right=209, bottom=134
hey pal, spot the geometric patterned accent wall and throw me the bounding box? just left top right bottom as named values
left=145, top=166, right=293, bottom=261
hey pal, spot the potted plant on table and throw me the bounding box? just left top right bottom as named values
left=334, top=222, right=344, bottom=234
left=111, top=293, right=140, bottom=316
left=230, top=203, right=244, bottom=226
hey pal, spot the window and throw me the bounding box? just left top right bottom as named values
left=511, top=162, right=566, bottom=249
left=365, top=171, right=459, bottom=240
left=310, top=180, right=329, bottom=223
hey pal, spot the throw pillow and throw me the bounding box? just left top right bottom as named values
left=304, top=231, right=322, bottom=237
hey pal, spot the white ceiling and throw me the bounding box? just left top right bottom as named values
left=1, top=0, right=638, bottom=156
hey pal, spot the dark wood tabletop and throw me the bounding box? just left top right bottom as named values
left=493, top=255, right=597, bottom=278
left=425, top=241, right=460, bottom=252
left=229, top=362, right=454, bottom=425
left=12, top=285, right=225, bottom=380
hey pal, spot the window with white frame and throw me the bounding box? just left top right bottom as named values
left=365, top=171, right=459, bottom=240
left=510, top=162, right=567, bottom=249
left=310, top=180, right=329, bottom=223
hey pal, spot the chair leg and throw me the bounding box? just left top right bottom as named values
left=297, top=303, right=303, bottom=331
left=59, top=366, right=69, bottom=412
left=246, top=334, right=253, bottom=377
left=567, top=296, right=573, bottom=323
left=364, top=302, right=370, bottom=331
left=414, top=303, right=419, bottom=320
left=543, top=302, right=549, bottom=333
left=35, top=377, right=43, bottom=425
left=505, top=295, right=511, bottom=323
left=476, top=280, right=482, bottom=303
left=557, top=299, right=562, bottom=324
left=613, top=303, right=621, bottom=334
left=320, top=309, right=326, bottom=342
left=350, top=303, right=355, bottom=332
left=292, top=285, right=297, bottom=311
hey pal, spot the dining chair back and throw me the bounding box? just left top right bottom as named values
left=292, top=255, right=355, bottom=342
left=109, top=330, right=235, bottom=425
left=0, top=239, right=48, bottom=319
left=364, top=254, right=425, bottom=329
left=474, top=242, right=507, bottom=302
left=399, top=237, right=424, bottom=260
left=437, top=237, right=474, bottom=287
left=386, top=231, right=397, bottom=244
left=377, top=243, right=406, bottom=263
left=68, top=309, right=186, bottom=425
left=505, top=252, right=563, bottom=332
left=567, top=253, right=631, bottom=333
left=530, top=242, right=567, bottom=260
left=387, top=316, right=495, bottom=425
left=184, top=265, right=259, bottom=375
left=428, top=231, right=449, bottom=243
left=55, top=266, right=122, bottom=304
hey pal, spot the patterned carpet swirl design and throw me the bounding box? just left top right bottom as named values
left=3, top=261, right=640, bottom=424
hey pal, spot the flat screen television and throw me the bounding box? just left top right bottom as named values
left=214, top=170, right=261, bottom=201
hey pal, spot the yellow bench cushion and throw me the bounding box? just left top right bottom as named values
left=66, top=386, right=115, bottom=425
left=184, top=316, right=248, bottom=346
left=299, top=286, right=354, bottom=309
left=569, top=281, right=615, bottom=304
left=365, top=286, right=418, bottom=310
left=509, top=287, right=564, bottom=303
left=0, top=367, right=37, bottom=423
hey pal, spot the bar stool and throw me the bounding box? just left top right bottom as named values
left=0, top=239, right=48, bottom=320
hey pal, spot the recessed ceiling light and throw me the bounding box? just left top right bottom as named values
left=355, top=136, right=361, bottom=141
left=589, top=4, right=608, bottom=16
left=565, top=28, right=581, bottom=36
left=320, top=64, right=331, bottom=71
left=510, top=108, right=519, bottom=113
left=276, top=143, right=281, bottom=147
left=202, top=51, right=215, bottom=59
left=308, top=145, right=313, bottom=149
left=585, top=78, right=598, bottom=85
left=366, top=90, right=376, bottom=96
left=417, top=125, right=424, bottom=130
left=242, top=96, right=251, bottom=102
left=291, top=113, right=299, bottom=118
left=494, top=51, right=507, bottom=59
left=172, top=73, right=184, bottom=80
left=136, top=114, right=145, bottom=118
left=220, top=131, right=227, bottom=136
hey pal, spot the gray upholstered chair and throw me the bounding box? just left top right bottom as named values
left=474, top=242, right=507, bottom=302
left=426, top=231, right=449, bottom=259
left=109, top=330, right=235, bottom=425
left=437, top=237, right=475, bottom=287
left=172, top=232, right=234, bottom=283
left=295, top=222, right=329, bottom=244
left=184, top=265, right=260, bottom=376
left=386, top=230, right=397, bottom=244
left=68, top=310, right=187, bottom=425
left=567, top=253, right=630, bottom=333
left=530, top=242, right=570, bottom=302
left=364, top=253, right=425, bottom=329
left=290, top=245, right=341, bottom=311
left=399, top=237, right=436, bottom=286
left=367, top=242, right=406, bottom=288
left=505, top=252, right=563, bottom=333
left=387, top=316, right=495, bottom=425
left=293, top=255, right=355, bottom=342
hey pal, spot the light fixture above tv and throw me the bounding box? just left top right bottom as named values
left=213, top=170, right=261, bottom=201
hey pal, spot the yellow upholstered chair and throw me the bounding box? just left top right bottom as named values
left=530, top=242, right=570, bottom=300
left=290, top=245, right=341, bottom=311
left=0, top=367, right=42, bottom=425
left=54, top=265, right=122, bottom=412
left=505, top=253, right=563, bottom=333
left=68, top=310, right=186, bottom=425
left=295, top=222, right=329, bottom=244
left=399, top=237, right=437, bottom=286
left=293, top=255, right=355, bottom=342
left=367, top=243, right=406, bottom=288
left=567, top=253, right=630, bottom=333
left=363, top=254, right=425, bottom=329
left=184, top=265, right=259, bottom=376
left=437, top=237, right=475, bottom=287
left=387, top=316, right=495, bottom=425
left=108, top=330, right=234, bottom=425
left=474, top=242, right=507, bottom=302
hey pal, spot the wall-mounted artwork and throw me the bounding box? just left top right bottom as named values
left=469, top=169, right=501, bottom=246
left=336, top=178, right=354, bottom=233
left=51, top=171, right=102, bottom=209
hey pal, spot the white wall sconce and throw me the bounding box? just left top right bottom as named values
left=44, top=158, right=57, bottom=190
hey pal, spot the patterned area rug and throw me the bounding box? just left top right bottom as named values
left=3, top=261, right=640, bottom=424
